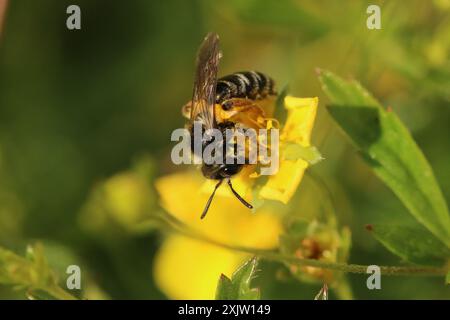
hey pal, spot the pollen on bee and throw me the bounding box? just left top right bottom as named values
left=170, top=121, right=280, bottom=175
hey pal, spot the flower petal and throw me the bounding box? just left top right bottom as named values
left=153, top=235, right=247, bottom=299
left=259, top=159, right=308, bottom=204
left=155, top=171, right=282, bottom=247
left=259, top=96, right=318, bottom=204
left=281, top=96, right=318, bottom=145
left=154, top=170, right=282, bottom=299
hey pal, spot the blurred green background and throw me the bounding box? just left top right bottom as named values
left=0, top=0, right=449, bottom=299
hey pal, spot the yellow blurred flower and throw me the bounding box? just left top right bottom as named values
left=78, top=157, right=155, bottom=232
left=153, top=96, right=318, bottom=299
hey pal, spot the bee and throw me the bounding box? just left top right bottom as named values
left=182, top=33, right=277, bottom=219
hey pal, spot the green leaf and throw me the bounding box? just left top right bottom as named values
left=228, top=0, right=328, bottom=42
left=446, top=271, right=450, bottom=285
left=318, top=69, right=450, bottom=248
left=215, top=274, right=234, bottom=300
left=215, top=257, right=260, bottom=300
left=0, top=243, right=76, bottom=300
left=367, top=224, right=450, bottom=266
left=0, top=243, right=51, bottom=288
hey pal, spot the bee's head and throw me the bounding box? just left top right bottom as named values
left=199, top=163, right=252, bottom=219
left=201, top=163, right=243, bottom=180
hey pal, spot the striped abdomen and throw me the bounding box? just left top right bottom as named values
left=216, top=71, right=276, bottom=103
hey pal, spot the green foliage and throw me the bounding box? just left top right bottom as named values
left=0, top=243, right=75, bottom=300
left=1, top=0, right=449, bottom=300
left=215, top=257, right=260, bottom=300
left=367, top=224, right=450, bottom=266
left=318, top=70, right=450, bottom=256
left=228, top=0, right=328, bottom=41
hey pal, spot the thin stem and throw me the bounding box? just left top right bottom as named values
left=45, top=285, right=78, bottom=300
left=155, top=212, right=448, bottom=277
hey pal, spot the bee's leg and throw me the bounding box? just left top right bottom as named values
left=201, top=179, right=223, bottom=219
left=221, top=98, right=264, bottom=112
left=227, top=179, right=253, bottom=209
left=217, top=98, right=267, bottom=128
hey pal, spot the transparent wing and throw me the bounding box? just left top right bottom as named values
left=190, top=32, right=221, bottom=130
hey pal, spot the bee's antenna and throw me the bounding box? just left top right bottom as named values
left=201, top=179, right=223, bottom=219
left=227, top=179, right=253, bottom=209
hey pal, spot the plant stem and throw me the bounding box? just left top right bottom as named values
left=45, top=285, right=78, bottom=300
left=156, top=212, right=449, bottom=277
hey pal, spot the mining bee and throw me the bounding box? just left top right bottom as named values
left=182, top=33, right=277, bottom=219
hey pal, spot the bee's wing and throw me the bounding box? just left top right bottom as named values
left=190, top=32, right=221, bottom=130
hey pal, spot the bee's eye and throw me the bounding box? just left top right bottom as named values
left=220, top=164, right=242, bottom=177
left=221, top=100, right=233, bottom=111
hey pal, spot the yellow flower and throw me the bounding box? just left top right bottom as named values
left=260, top=97, right=318, bottom=203
left=202, top=96, right=318, bottom=205
left=78, top=157, right=155, bottom=232
left=154, top=170, right=281, bottom=299
left=153, top=96, right=318, bottom=299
